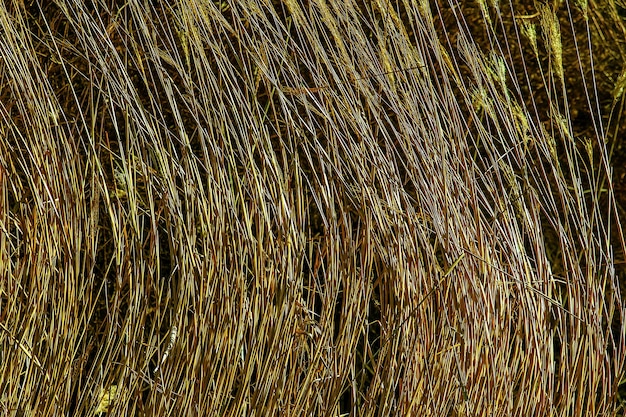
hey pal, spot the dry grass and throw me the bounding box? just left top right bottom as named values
left=1, top=0, right=626, bottom=415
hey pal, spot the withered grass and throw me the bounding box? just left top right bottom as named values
left=1, top=0, right=626, bottom=416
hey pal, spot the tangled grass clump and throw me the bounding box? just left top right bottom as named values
left=1, top=0, right=626, bottom=415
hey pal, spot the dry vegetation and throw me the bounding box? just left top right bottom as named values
left=1, top=0, right=626, bottom=415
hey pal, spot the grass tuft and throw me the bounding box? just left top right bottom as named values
left=1, top=0, right=626, bottom=416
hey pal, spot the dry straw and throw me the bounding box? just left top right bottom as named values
left=1, top=0, right=625, bottom=416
